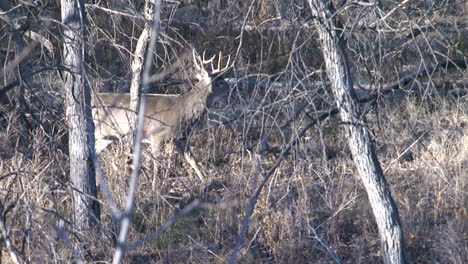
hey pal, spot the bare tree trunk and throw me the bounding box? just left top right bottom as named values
left=307, top=1, right=409, bottom=263
left=130, top=0, right=154, bottom=143
left=61, top=0, right=100, bottom=232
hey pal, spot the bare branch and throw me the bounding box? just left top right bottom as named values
left=127, top=199, right=201, bottom=251
left=112, top=0, right=162, bottom=263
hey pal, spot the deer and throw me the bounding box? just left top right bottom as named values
left=91, top=49, right=230, bottom=182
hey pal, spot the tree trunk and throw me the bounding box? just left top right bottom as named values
left=129, top=0, right=154, bottom=143
left=61, top=0, right=100, bottom=232
left=307, top=1, right=409, bottom=263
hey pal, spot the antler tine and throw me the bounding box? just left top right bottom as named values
left=217, top=51, right=222, bottom=72
left=192, top=49, right=202, bottom=70
left=210, top=52, right=231, bottom=75
left=201, top=51, right=216, bottom=65
left=194, top=50, right=231, bottom=75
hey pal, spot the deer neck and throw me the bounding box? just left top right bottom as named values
left=181, top=80, right=212, bottom=120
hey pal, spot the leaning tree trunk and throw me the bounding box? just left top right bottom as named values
left=307, top=1, right=409, bottom=263
left=61, top=0, right=100, bottom=232
left=129, top=0, right=154, bottom=144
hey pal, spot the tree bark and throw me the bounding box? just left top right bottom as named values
left=61, top=0, right=100, bottom=232
left=307, top=1, right=409, bottom=263
left=129, top=0, right=154, bottom=143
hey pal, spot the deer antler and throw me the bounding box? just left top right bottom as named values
left=208, top=51, right=231, bottom=75
left=193, top=49, right=231, bottom=75
left=201, top=51, right=216, bottom=65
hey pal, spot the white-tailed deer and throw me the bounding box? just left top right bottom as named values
left=92, top=50, right=230, bottom=182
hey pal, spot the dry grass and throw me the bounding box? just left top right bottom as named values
left=372, top=96, right=467, bottom=263
left=1, top=80, right=466, bottom=263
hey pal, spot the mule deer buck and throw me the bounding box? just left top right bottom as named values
left=92, top=50, right=230, bottom=182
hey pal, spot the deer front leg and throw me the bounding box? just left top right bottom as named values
left=174, top=139, right=206, bottom=182
left=149, top=136, right=164, bottom=189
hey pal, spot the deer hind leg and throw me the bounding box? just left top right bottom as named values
left=95, top=137, right=114, bottom=154
left=174, top=139, right=206, bottom=182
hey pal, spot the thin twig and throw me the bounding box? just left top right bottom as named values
left=227, top=110, right=330, bottom=263
left=112, top=1, right=162, bottom=263
left=306, top=221, right=342, bottom=264
left=53, top=225, right=85, bottom=264
left=127, top=200, right=201, bottom=250
left=90, top=151, right=122, bottom=219
left=0, top=208, right=23, bottom=264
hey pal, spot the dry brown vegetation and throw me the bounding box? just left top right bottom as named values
left=0, top=0, right=467, bottom=263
